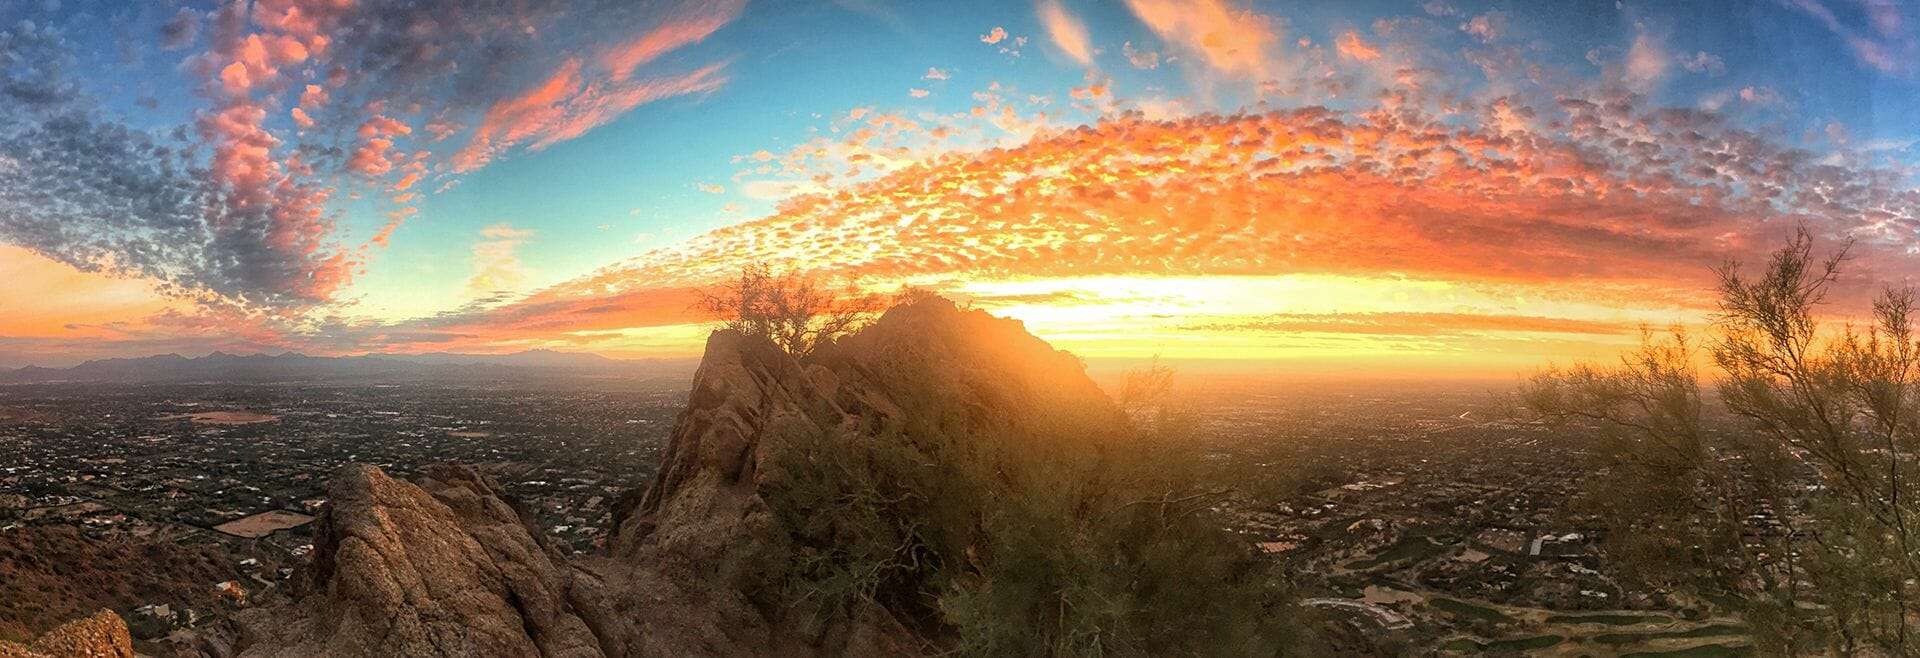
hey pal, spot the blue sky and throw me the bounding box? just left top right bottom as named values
left=3, top=0, right=1919, bottom=367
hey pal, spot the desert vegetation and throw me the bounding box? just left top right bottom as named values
left=1526, top=229, right=1920, bottom=655
left=703, top=266, right=1309, bottom=656
left=697, top=263, right=880, bottom=357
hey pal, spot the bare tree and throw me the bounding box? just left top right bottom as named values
left=697, top=263, right=878, bottom=357
left=1117, top=355, right=1177, bottom=419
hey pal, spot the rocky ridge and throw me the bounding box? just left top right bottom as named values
left=177, top=296, right=1122, bottom=656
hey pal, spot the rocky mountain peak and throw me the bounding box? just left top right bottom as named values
left=230, top=295, right=1122, bottom=657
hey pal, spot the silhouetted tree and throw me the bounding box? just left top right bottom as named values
left=1117, top=355, right=1177, bottom=418
left=1525, top=228, right=1920, bottom=655
left=698, top=263, right=878, bottom=356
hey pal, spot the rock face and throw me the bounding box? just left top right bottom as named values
left=0, top=610, right=135, bottom=658
left=236, top=296, right=1122, bottom=657
left=603, top=296, right=1124, bottom=655
left=237, top=464, right=616, bottom=657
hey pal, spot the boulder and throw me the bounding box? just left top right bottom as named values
left=237, top=465, right=614, bottom=657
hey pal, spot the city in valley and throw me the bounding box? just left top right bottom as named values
left=1, top=365, right=1757, bottom=656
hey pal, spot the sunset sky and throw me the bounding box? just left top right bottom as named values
left=3, top=0, right=1919, bottom=375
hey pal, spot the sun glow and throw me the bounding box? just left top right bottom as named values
left=933, top=274, right=1698, bottom=372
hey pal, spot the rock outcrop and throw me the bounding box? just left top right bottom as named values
left=0, top=610, right=135, bottom=658
left=602, top=296, right=1124, bottom=655
left=235, top=296, right=1124, bottom=657
left=237, top=465, right=616, bottom=657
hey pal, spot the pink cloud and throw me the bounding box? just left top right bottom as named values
left=299, top=83, right=328, bottom=108
left=348, top=115, right=411, bottom=176
left=601, top=0, right=744, bottom=81
left=453, top=58, right=729, bottom=172
left=1037, top=0, right=1094, bottom=66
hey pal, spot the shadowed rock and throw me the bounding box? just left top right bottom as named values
left=0, top=610, right=135, bottom=658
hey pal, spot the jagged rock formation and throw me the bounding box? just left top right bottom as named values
left=236, top=465, right=617, bottom=657
left=602, top=296, right=1122, bottom=655
left=235, top=297, right=1123, bottom=657
left=0, top=610, right=135, bottom=658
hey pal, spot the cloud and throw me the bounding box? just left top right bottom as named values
left=1624, top=30, right=1668, bottom=90
left=420, top=87, right=1920, bottom=351
left=696, top=182, right=725, bottom=194
left=1422, top=1, right=1460, bottom=17
left=1680, top=50, right=1725, bottom=75
left=982, top=26, right=1008, bottom=44
left=1187, top=312, right=1637, bottom=338
left=348, top=114, right=412, bottom=175
left=909, top=88, right=930, bottom=98
left=452, top=57, right=730, bottom=172
left=13, top=0, right=1920, bottom=363
left=465, top=223, right=536, bottom=298
left=1786, top=0, right=1919, bottom=75
left=923, top=67, right=950, bottom=80
left=1739, top=85, right=1783, bottom=105
left=0, top=0, right=757, bottom=316
left=1122, top=41, right=1159, bottom=69
left=1335, top=30, right=1381, bottom=62
left=298, top=83, right=327, bottom=108
left=158, top=8, right=198, bottom=51
left=1124, top=0, right=1280, bottom=80
left=1037, top=0, right=1094, bottom=66
left=601, top=0, right=743, bottom=81
left=1460, top=12, right=1505, bottom=42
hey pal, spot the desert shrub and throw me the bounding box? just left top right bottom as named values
left=939, top=443, right=1301, bottom=657
left=697, top=264, right=878, bottom=357
left=764, top=360, right=1306, bottom=656
left=1525, top=229, right=1920, bottom=655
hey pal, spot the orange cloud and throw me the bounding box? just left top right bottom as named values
left=420, top=89, right=1920, bottom=356
left=1038, top=0, right=1094, bottom=66
left=1335, top=30, right=1381, bottom=62
left=1124, top=0, right=1280, bottom=79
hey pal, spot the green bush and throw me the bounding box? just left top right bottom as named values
left=765, top=399, right=1305, bottom=656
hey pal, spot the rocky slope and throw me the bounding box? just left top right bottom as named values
left=227, top=296, right=1123, bottom=657
left=0, top=525, right=251, bottom=643
left=0, top=610, right=135, bottom=658
left=234, top=464, right=616, bottom=657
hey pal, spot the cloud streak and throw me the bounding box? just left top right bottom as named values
left=1037, top=0, right=1093, bottom=66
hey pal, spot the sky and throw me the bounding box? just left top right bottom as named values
left=2, top=0, right=1919, bottom=376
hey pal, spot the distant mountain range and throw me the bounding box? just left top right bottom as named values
left=0, top=349, right=696, bottom=384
